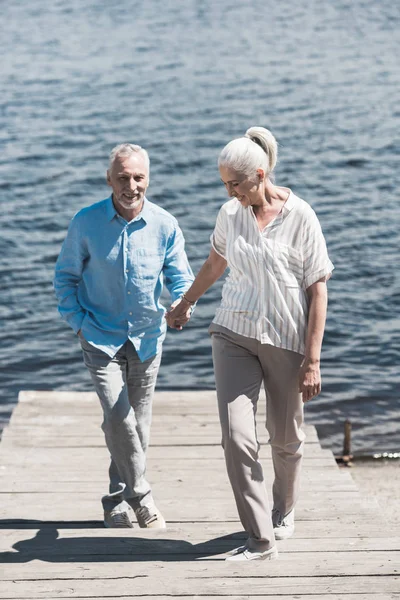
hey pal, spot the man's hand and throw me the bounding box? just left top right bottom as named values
left=298, top=359, right=321, bottom=403
left=166, top=298, right=192, bottom=330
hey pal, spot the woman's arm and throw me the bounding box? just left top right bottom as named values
left=166, top=248, right=227, bottom=329
left=298, top=278, right=328, bottom=402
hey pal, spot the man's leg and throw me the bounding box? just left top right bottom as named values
left=211, top=329, right=275, bottom=552
left=80, top=338, right=158, bottom=519
left=123, top=341, right=164, bottom=528
left=259, top=344, right=304, bottom=536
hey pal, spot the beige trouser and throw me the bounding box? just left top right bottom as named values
left=210, top=324, right=305, bottom=551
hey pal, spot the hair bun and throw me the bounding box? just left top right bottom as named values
left=245, top=127, right=278, bottom=173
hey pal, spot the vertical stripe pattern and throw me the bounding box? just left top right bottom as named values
left=210, top=191, right=334, bottom=356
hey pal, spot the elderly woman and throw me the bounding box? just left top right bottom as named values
left=167, top=127, right=334, bottom=562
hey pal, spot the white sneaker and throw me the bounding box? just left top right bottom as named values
left=135, top=504, right=166, bottom=529
left=272, top=509, right=295, bottom=540
left=104, top=508, right=133, bottom=528
left=226, top=545, right=278, bottom=562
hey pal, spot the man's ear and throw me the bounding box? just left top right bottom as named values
left=106, top=170, right=112, bottom=187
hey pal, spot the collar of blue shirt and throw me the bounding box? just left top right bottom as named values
left=105, top=196, right=151, bottom=224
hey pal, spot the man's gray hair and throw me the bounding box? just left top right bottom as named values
left=108, top=143, right=150, bottom=173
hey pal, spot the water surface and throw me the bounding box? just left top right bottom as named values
left=1, top=0, right=399, bottom=455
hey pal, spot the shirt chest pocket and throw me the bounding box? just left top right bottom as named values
left=272, top=242, right=303, bottom=288
left=135, top=248, right=164, bottom=286
left=228, top=235, right=257, bottom=271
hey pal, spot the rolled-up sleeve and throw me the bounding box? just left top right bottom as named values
left=210, top=206, right=227, bottom=258
left=302, top=208, right=334, bottom=290
left=163, top=220, right=194, bottom=302
left=54, top=215, right=88, bottom=333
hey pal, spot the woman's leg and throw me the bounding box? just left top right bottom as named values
left=211, top=329, right=275, bottom=551
left=259, top=345, right=304, bottom=518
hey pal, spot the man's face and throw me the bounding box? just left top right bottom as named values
left=107, top=153, right=149, bottom=215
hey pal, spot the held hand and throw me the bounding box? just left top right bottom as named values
left=166, top=298, right=192, bottom=330
left=298, top=359, right=321, bottom=403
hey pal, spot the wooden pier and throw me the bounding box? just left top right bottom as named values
left=0, top=390, right=399, bottom=599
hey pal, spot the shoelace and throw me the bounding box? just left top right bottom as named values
left=272, top=509, right=283, bottom=527
left=109, top=511, right=131, bottom=527
left=136, top=506, right=157, bottom=525
left=273, top=509, right=290, bottom=528
left=279, top=519, right=288, bottom=527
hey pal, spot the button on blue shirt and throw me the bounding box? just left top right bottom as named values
left=54, top=197, right=194, bottom=360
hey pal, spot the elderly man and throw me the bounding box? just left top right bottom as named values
left=54, top=144, right=194, bottom=528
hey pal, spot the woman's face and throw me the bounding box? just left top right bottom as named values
left=219, top=165, right=261, bottom=208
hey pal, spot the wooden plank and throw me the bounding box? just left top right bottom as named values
left=4, top=414, right=317, bottom=427
left=3, top=417, right=320, bottom=442
left=0, top=489, right=378, bottom=509
left=0, top=500, right=380, bottom=523
left=1, top=518, right=392, bottom=537
left=1, top=556, right=399, bottom=577
left=7, top=596, right=396, bottom=600
left=1, top=390, right=398, bottom=600
left=1, top=528, right=399, bottom=554
left=0, top=478, right=353, bottom=494
left=0, top=427, right=318, bottom=445
left=1, top=429, right=320, bottom=444
left=0, top=505, right=376, bottom=524
left=10, top=391, right=319, bottom=429
left=0, top=466, right=352, bottom=482
left=16, top=390, right=220, bottom=404
left=6, top=597, right=395, bottom=600
left=0, top=571, right=399, bottom=598
left=0, top=445, right=337, bottom=463
left=0, top=433, right=324, bottom=450
left=0, top=463, right=354, bottom=478
left=4, top=406, right=318, bottom=424
left=0, top=412, right=316, bottom=433
left=0, top=478, right=358, bottom=493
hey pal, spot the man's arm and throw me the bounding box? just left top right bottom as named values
left=53, top=217, right=87, bottom=334
left=163, top=222, right=195, bottom=302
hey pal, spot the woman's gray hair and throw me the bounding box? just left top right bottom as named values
left=108, top=143, right=150, bottom=173
left=218, top=127, right=278, bottom=179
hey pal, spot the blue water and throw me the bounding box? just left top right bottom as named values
left=1, top=0, right=399, bottom=456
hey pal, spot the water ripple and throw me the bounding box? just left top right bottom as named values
left=0, top=0, right=399, bottom=455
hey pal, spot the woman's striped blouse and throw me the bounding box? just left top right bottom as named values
left=210, top=191, right=334, bottom=356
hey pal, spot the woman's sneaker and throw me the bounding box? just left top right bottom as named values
left=104, top=508, right=133, bottom=528
left=135, top=504, right=166, bottom=529
left=272, top=509, right=295, bottom=540
left=226, top=545, right=278, bottom=562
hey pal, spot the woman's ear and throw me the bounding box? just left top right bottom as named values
left=256, top=168, right=265, bottom=182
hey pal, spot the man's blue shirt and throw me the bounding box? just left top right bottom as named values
left=54, top=197, right=194, bottom=360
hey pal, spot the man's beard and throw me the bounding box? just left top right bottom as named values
left=118, top=194, right=143, bottom=210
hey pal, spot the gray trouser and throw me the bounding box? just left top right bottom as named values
left=80, top=336, right=162, bottom=512
left=210, top=325, right=304, bottom=551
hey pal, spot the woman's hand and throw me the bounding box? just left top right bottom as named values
left=166, top=298, right=192, bottom=330
left=298, top=358, right=321, bottom=403
left=166, top=248, right=227, bottom=331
